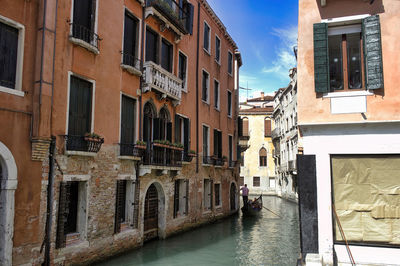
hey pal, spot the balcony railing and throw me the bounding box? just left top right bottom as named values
left=143, top=61, right=182, bottom=103
left=182, top=152, right=195, bottom=162
left=64, top=135, right=104, bottom=153
left=145, top=0, right=189, bottom=34
left=202, top=156, right=214, bottom=165
left=228, top=160, right=235, bottom=168
left=122, top=52, right=141, bottom=70
left=70, top=23, right=100, bottom=50
left=272, top=128, right=280, bottom=140
left=142, top=143, right=182, bottom=167
left=119, top=143, right=143, bottom=157
left=214, top=157, right=225, bottom=166
left=288, top=159, right=297, bottom=172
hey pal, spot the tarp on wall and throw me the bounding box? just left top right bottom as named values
left=332, top=155, right=400, bottom=245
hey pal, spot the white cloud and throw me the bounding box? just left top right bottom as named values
left=261, top=25, right=297, bottom=80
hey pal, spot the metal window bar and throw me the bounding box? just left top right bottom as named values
left=70, top=23, right=100, bottom=49
left=202, top=156, right=214, bottom=165
left=143, top=143, right=182, bottom=166
left=119, top=143, right=143, bottom=157
left=122, top=52, right=141, bottom=70
left=64, top=135, right=103, bottom=153
left=146, top=0, right=188, bottom=33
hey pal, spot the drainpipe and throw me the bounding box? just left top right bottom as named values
left=139, top=4, right=145, bottom=140
left=43, top=136, right=56, bottom=266
left=195, top=1, right=200, bottom=173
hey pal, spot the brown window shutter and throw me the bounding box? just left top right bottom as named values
left=56, top=182, right=69, bottom=249
left=132, top=180, right=140, bottom=229
left=264, top=119, right=271, bottom=137
left=243, top=118, right=249, bottom=137
left=184, top=180, right=189, bottom=215
left=114, top=180, right=126, bottom=234
left=173, top=180, right=179, bottom=218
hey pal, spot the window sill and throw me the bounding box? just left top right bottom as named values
left=323, top=90, right=373, bottom=98
left=69, top=37, right=99, bottom=55
left=114, top=228, right=139, bottom=241
left=0, top=86, right=25, bottom=97
left=60, top=239, right=89, bottom=254
left=182, top=161, right=191, bottom=165
left=228, top=72, right=233, bottom=77
left=202, top=100, right=210, bottom=105
left=214, top=107, right=220, bottom=112
left=182, top=87, right=188, bottom=93
left=121, top=64, right=142, bottom=77
left=215, top=59, right=221, bottom=66
left=203, top=47, right=211, bottom=56
left=118, top=155, right=141, bottom=161
left=65, top=150, right=97, bottom=157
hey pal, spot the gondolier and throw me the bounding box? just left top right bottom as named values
left=240, top=184, right=249, bottom=208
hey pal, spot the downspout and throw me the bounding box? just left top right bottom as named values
left=139, top=4, right=145, bottom=140
left=195, top=1, right=200, bottom=173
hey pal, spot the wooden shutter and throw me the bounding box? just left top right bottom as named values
left=114, top=180, right=126, bottom=233
left=213, top=130, right=218, bottom=157
left=153, top=118, right=160, bottom=141
left=238, top=117, right=243, bottom=137
left=146, top=29, right=157, bottom=63
left=203, top=126, right=208, bottom=156
left=174, top=114, right=180, bottom=143
left=0, top=22, right=18, bottom=89
left=68, top=76, right=92, bottom=136
left=185, top=2, right=194, bottom=35
left=173, top=180, right=179, bottom=218
left=218, top=131, right=222, bottom=158
left=133, top=180, right=140, bottom=229
left=183, top=118, right=190, bottom=153
left=56, top=182, right=70, bottom=249
left=242, top=118, right=249, bottom=137
left=184, top=180, right=189, bottom=215
left=313, top=23, right=329, bottom=93
left=167, top=122, right=172, bottom=142
left=121, top=96, right=136, bottom=144
left=264, top=119, right=271, bottom=137
left=123, top=12, right=137, bottom=60
left=362, top=15, right=384, bottom=90
left=210, top=180, right=213, bottom=210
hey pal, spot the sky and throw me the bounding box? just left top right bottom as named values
left=207, top=0, right=298, bottom=101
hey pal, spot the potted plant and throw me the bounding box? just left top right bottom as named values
left=84, top=132, right=104, bottom=143
left=188, top=150, right=196, bottom=157
left=135, top=140, right=146, bottom=149
left=222, top=155, right=227, bottom=162
left=172, top=142, right=184, bottom=151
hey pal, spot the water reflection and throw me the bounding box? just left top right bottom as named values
left=95, top=196, right=300, bottom=266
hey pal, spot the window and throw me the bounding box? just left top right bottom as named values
left=214, top=79, right=219, bottom=109
left=175, top=115, right=190, bottom=155
left=157, top=108, right=172, bottom=142
left=313, top=15, right=383, bottom=93
left=253, top=176, right=260, bottom=187
left=143, top=102, right=156, bottom=144
left=239, top=176, right=244, bottom=186
left=202, top=70, right=209, bottom=103
left=203, top=22, right=210, bottom=53
left=215, top=36, right=221, bottom=63
left=120, top=96, right=137, bottom=156
left=202, top=125, right=210, bottom=164
left=0, top=20, right=21, bottom=92
left=227, top=90, right=232, bottom=117
left=269, top=178, right=276, bottom=189
left=122, top=11, right=139, bottom=69
left=71, top=0, right=98, bottom=47
left=214, top=183, right=221, bottom=206
left=178, top=51, right=187, bottom=91
left=161, top=38, right=173, bottom=72
left=240, top=152, right=244, bottom=167
left=242, top=117, right=249, bottom=137
left=56, top=181, right=88, bottom=248
left=67, top=75, right=93, bottom=151
left=145, top=28, right=158, bottom=63
left=228, top=51, right=233, bottom=75
left=203, top=179, right=212, bottom=210
left=115, top=179, right=137, bottom=233
left=228, top=135, right=233, bottom=166
left=264, top=118, right=271, bottom=137
left=259, top=147, right=267, bottom=167
left=213, top=129, right=222, bottom=159
left=174, top=179, right=189, bottom=218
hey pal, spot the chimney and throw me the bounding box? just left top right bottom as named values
left=261, top=92, right=264, bottom=100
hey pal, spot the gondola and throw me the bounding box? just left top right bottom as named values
left=241, top=195, right=262, bottom=216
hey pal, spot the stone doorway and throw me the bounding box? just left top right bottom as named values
left=143, top=182, right=167, bottom=241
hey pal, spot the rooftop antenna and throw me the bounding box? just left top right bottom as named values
left=239, top=84, right=252, bottom=103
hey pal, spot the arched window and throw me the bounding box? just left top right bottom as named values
left=158, top=107, right=171, bottom=142
left=259, top=147, right=267, bottom=167
left=143, top=102, right=156, bottom=143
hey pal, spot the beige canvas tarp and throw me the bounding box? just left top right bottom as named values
left=332, top=155, right=400, bottom=245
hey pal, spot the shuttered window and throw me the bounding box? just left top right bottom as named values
left=253, top=176, right=260, bottom=187
left=264, top=119, right=271, bottom=137
left=0, top=21, right=18, bottom=89
left=313, top=15, right=383, bottom=93
left=203, top=22, right=210, bottom=52
left=114, top=180, right=127, bottom=233
left=72, top=0, right=96, bottom=43
left=146, top=28, right=158, bottom=63
left=214, top=183, right=221, bottom=206
left=242, top=118, right=249, bottom=137
left=227, top=91, right=232, bottom=116
left=228, top=135, right=233, bottom=163
left=173, top=180, right=180, bottom=218
left=123, top=12, right=139, bottom=67
left=121, top=96, right=136, bottom=145
left=183, top=118, right=190, bottom=154
left=202, top=70, right=209, bottom=102
left=228, top=51, right=233, bottom=75
left=215, top=36, right=221, bottom=63
left=213, top=129, right=222, bottom=158
left=174, top=179, right=189, bottom=218
left=68, top=76, right=92, bottom=136
left=161, top=39, right=172, bottom=72
left=214, top=80, right=219, bottom=109
left=203, top=126, right=209, bottom=157
left=178, top=52, right=187, bottom=90
left=184, top=2, right=194, bottom=35
left=259, top=148, right=267, bottom=167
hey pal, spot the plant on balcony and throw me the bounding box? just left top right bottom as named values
left=135, top=140, right=147, bottom=149
left=222, top=155, right=227, bottom=162
left=153, top=139, right=172, bottom=148
left=171, top=142, right=184, bottom=151
left=188, top=149, right=196, bottom=157
left=84, top=132, right=104, bottom=143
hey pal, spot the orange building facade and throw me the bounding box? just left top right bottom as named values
left=0, top=0, right=241, bottom=265
left=297, top=0, right=400, bottom=265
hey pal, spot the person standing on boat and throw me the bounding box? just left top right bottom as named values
left=240, top=184, right=249, bottom=209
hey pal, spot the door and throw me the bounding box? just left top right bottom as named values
left=230, top=183, right=236, bottom=211
left=144, top=184, right=158, bottom=232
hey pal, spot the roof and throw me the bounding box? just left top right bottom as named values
left=246, top=95, right=274, bottom=102
left=239, top=106, right=273, bottom=115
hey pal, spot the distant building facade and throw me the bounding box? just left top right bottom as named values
left=272, top=68, right=298, bottom=202
left=239, top=93, right=276, bottom=195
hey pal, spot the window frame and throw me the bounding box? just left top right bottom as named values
left=253, top=176, right=260, bottom=187
left=215, top=34, right=221, bottom=64
left=178, top=50, right=188, bottom=92
left=201, top=69, right=210, bottom=104
left=227, top=90, right=232, bottom=117
left=0, top=15, right=25, bottom=96
left=227, top=50, right=233, bottom=76
left=203, top=21, right=211, bottom=54
left=119, top=93, right=139, bottom=146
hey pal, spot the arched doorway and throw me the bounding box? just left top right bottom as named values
left=230, top=182, right=237, bottom=211
left=0, top=142, right=17, bottom=266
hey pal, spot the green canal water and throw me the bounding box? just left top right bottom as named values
left=96, top=196, right=300, bottom=266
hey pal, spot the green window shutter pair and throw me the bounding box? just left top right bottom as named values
left=313, top=15, right=383, bottom=93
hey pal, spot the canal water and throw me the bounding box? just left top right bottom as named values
left=96, top=196, right=300, bottom=266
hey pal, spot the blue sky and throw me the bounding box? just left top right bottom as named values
left=207, top=0, right=298, bottom=100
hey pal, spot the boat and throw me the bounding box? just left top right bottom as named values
left=241, top=195, right=262, bottom=216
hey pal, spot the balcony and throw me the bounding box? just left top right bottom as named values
left=228, top=160, right=235, bottom=168
left=214, top=157, right=225, bottom=167
left=271, top=128, right=280, bottom=140
left=119, top=143, right=143, bottom=159
left=202, top=156, right=214, bottom=165
left=64, top=135, right=104, bottom=154
left=143, top=61, right=182, bottom=105
left=288, top=159, right=297, bottom=172
left=142, top=143, right=182, bottom=167
left=145, top=0, right=189, bottom=37
left=69, top=23, right=100, bottom=54
left=121, top=53, right=142, bottom=76
left=239, top=136, right=250, bottom=152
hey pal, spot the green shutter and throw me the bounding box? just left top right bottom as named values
left=362, top=15, right=384, bottom=90
left=313, top=23, right=329, bottom=93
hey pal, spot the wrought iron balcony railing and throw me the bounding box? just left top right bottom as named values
left=142, top=143, right=182, bottom=167
left=214, top=157, right=225, bottom=166
left=182, top=152, right=195, bottom=162
left=122, top=52, right=141, bottom=71
left=202, top=156, right=214, bottom=165
left=228, top=160, right=235, bottom=168
left=64, top=135, right=104, bottom=153
left=70, top=23, right=100, bottom=50
left=119, top=143, right=143, bottom=157
left=146, top=0, right=189, bottom=34
left=143, top=61, right=182, bottom=103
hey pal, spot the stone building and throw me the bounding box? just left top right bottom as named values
left=0, top=0, right=241, bottom=265
left=271, top=68, right=298, bottom=202
left=238, top=93, right=276, bottom=196
left=297, top=0, right=400, bottom=265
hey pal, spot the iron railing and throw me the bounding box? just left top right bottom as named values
left=122, top=52, right=141, bottom=70
left=202, top=156, right=214, bottom=165
left=214, top=157, right=225, bottom=166
left=64, top=135, right=104, bottom=153
left=182, top=152, right=194, bottom=162
left=143, top=143, right=182, bottom=167
left=146, top=0, right=189, bottom=34
left=228, top=160, right=235, bottom=168
left=70, top=23, right=100, bottom=49
left=119, top=143, right=143, bottom=157
left=288, top=159, right=297, bottom=171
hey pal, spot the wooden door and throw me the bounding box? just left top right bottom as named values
left=144, top=184, right=158, bottom=232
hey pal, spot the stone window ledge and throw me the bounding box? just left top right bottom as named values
left=59, top=240, right=89, bottom=255
left=0, top=86, right=24, bottom=97
left=65, top=150, right=97, bottom=157
left=69, top=37, right=99, bottom=55
left=114, top=228, right=139, bottom=241
left=323, top=90, right=373, bottom=98
left=121, top=64, right=142, bottom=77
left=118, top=155, right=141, bottom=161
